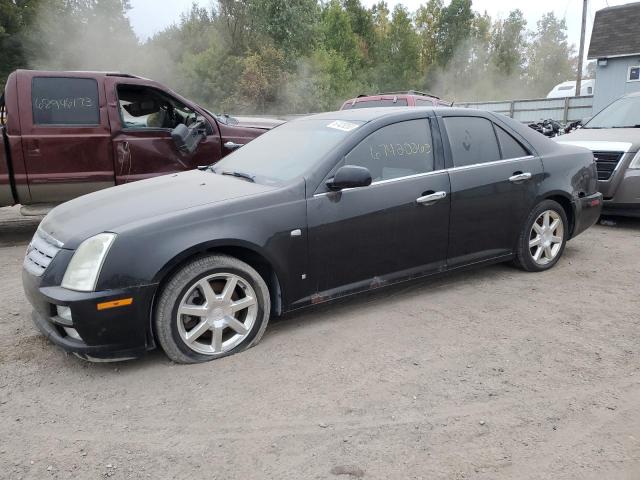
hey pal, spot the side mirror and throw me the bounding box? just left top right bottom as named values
left=326, top=165, right=372, bottom=191
left=171, top=122, right=205, bottom=154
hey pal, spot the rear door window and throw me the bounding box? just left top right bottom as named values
left=32, top=77, right=100, bottom=125
left=444, top=116, right=501, bottom=167
left=495, top=125, right=529, bottom=159
left=344, top=119, right=434, bottom=182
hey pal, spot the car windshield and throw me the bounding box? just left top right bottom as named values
left=584, top=96, right=640, bottom=129
left=212, top=119, right=364, bottom=184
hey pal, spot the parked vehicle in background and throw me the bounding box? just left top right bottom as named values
left=556, top=92, right=640, bottom=217
left=23, top=107, right=601, bottom=364
left=547, top=80, right=595, bottom=98
left=0, top=70, right=282, bottom=210
left=341, top=91, right=451, bottom=110
left=528, top=119, right=566, bottom=137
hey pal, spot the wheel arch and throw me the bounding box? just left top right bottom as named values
left=151, top=240, right=284, bottom=319
left=540, top=192, right=575, bottom=237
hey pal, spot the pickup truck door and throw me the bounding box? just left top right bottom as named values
left=104, top=77, right=222, bottom=184
left=19, top=73, right=116, bottom=203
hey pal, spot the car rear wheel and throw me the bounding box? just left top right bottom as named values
left=514, top=200, right=568, bottom=272
left=154, top=254, right=271, bottom=364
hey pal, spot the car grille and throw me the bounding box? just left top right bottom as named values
left=592, top=151, right=624, bottom=180
left=23, top=228, right=63, bottom=277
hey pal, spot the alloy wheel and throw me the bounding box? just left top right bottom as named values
left=529, top=210, right=564, bottom=266
left=176, top=273, right=258, bottom=356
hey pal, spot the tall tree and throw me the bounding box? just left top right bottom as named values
left=384, top=5, right=420, bottom=90
left=250, top=0, right=319, bottom=56
left=491, top=9, right=527, bottom=76
left=526, top=12, right=576, bottom=96
left=435, top=0, right=473, bottom=66
left=415, top=0, right=442, bottom=74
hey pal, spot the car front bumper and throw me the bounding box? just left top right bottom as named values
left=601, top=168, right=640, bottom=217
left=572, top=192, right=603, bottom=238
left=23, top=269, right=158, bottom=361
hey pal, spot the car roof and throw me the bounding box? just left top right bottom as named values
left=300, top=106, right=479, bottom=123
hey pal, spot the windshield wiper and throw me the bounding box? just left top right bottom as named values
left=610, top=125, right=640, bottom=128
left=221, top=170, right=255, bottom=182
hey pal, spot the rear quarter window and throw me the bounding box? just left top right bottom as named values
left=31, top=77, right=100, bottom=125
left=495, top=125, right=530, bottom=159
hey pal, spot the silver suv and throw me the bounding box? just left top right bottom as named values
left=557, top=92, right=640, bottom=217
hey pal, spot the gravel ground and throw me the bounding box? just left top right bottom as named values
left=1, top=206, right=639, bottom=480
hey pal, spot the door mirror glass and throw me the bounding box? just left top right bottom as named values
left=327, top=165, right=372, bottom=191
left=171, top=122, right=205, bottom=154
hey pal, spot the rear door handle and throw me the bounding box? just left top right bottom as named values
left=416, top=191, right=447, bottom=205
left=509, top=172, right=532, bottom=183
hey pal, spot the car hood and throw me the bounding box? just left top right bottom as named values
left=40, top=170, right=276, bottom=248
left=556, top=128, right=640, bottom=153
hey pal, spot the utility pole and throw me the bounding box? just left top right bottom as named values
left=576, top=0, right=588, bottom=97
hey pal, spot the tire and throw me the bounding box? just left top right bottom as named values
left=513, top=200, right=568, bottom=272
left=154, top=254, right=271, bottom=364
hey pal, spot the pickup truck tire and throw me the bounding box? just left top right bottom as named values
left=154, top=254, right=271, bottom=364
left=513, top=199, right=568, bottom=272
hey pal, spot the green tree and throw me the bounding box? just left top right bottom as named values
left=382, top=5, right=420, bottom=90
left=415, top=0, right=442, bottom=74
left=235, top=45, right=288, bottom=113
left=320, top=0, right=361, bottom=65
left=435, top=0, right=473, bottom=67
left=491, top=9, right=527, bottom=76
left=250, top=0, right=319, bottom=57
left=526, top=12, right=576, bottom=96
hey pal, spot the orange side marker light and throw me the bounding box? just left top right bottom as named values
left=97, top=298, right=133, bottom=311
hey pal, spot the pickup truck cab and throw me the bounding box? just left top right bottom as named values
left=0, top=70, right=282, bottom=208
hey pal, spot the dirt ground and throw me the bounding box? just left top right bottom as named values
left=1, top=205, right=639, bottom=480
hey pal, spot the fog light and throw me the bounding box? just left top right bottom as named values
left=63, top=327, right=82, bottom=341
left=56, top=305, right=72, bottom=323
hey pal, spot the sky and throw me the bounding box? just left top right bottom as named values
left=127, top=0, right=634, bottom=63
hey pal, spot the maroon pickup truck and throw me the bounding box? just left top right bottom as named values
left=0, top=70, right=282, bottom=208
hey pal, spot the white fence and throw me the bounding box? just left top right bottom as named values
left=455, top=96, right=593, bottom=124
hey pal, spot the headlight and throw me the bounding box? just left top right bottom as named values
left=629, top=151, right=640, bottom=169
left=61, top=233, right=116, bottom=292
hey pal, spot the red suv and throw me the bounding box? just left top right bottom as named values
left=340, top=91, right=451, bottom=110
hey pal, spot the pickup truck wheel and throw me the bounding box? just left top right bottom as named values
left=514, top=200, right=568, bottom=272
left=154, top=254, right=271, bottom=364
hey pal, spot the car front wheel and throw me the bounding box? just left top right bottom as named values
left=154, top=254, right=271, bottom=364
left=514, top=200, right=568, bottom=272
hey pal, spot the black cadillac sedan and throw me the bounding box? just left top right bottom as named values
left=23, top=108, right=602, bottom=363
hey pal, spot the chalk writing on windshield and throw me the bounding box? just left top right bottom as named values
left=369, top=142, right=432, bottom=160
left=33, top=97, right=95, bottom=110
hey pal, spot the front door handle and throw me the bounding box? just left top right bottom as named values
left=509, top=172, right=532, bottom=183
left=416, top=191, right=447, bottom=205
left=224, top=141, right=244, bottom=150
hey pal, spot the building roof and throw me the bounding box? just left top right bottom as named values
left=588, top=2, right=640, bottom=59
